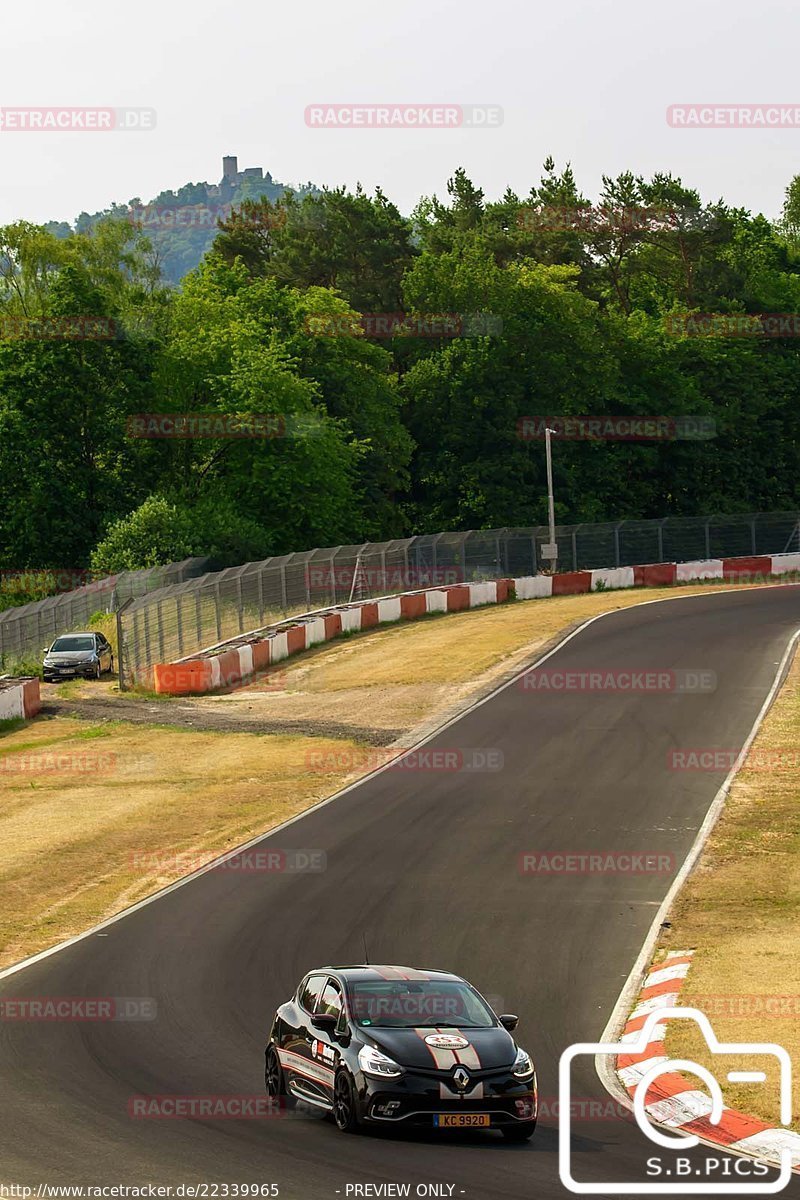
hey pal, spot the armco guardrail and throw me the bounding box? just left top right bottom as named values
left=118, top=513, right=800, bottom=688
left=146, top=551, right=800, bottom=695
left=0, top=558, right=212, bottom=668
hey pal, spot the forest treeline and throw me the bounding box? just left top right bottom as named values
left=2, top=161, right=800, bottom=600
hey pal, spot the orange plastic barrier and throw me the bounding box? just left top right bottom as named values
left=153, top=660, right=212, bottom=695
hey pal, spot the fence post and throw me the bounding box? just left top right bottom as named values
left=704, top=519, right=711, bottom=559
left=131, top=610, right=141, bottom=687
left=571, top=526, right=579, bottom=571
left=116, top=598, right=134, bottom=691
left=257, top=570, right=265, bottom=626
left=657, top=519, right=665, bottom=563
left=236, top=576, right=244, bottom=633
left=613, top=523, right=622, bottom=568
left=195, top=591, right=203, bottom=645
left=214, top=582, right=222, bottom=642
left=280, top=563, right=287, bottom=612
left=175, top=595, right=184, bottom=657
left=750, top=518, right=757, bottom=555
left=156, top=601, right=165, bottom=661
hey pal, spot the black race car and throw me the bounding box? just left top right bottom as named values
left=265, top=964, right=538, bottom=1139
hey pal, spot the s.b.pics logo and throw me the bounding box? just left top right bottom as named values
left=559, top=1008, right=795, bottom=1193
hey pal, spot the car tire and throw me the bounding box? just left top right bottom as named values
left=108, top=656, right=114, bottom=676
left=93, top=663, right=101, bottom=680
left=332, top=1069, right=360, bottom=1133
left=265, top=1046, right=296, bottom=1111
left=501, top=1119, right=537, bottom=1142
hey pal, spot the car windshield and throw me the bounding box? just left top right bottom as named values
left=347, top=980, right=496, bottom=1028
left=50, top=637, right=94, bottom=652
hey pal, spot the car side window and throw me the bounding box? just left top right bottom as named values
left=317, top=979, right=347, bottom=1033
left=299, top=974, right=327, bottom=1014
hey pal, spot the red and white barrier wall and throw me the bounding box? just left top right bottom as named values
left=151, top=554, right=800, bottom=695
left=0, top=677, right=41, bottom=720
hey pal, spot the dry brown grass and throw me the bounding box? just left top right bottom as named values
left=656, top=652, right=800, bottom=1128
left=0, top=718, right=369, bottom=969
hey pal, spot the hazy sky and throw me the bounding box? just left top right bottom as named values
left=3, top=0, right=798, bottom=226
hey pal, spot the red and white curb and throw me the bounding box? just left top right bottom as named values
left=151, top=552, right=800, bottom=695
left=617, top=950, right=800, bottom=1170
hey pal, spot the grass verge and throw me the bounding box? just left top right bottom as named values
left=657, top=649, right=800, bottom=1128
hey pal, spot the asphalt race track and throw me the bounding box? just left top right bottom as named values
left=2, top=587, right=800, bottom=1199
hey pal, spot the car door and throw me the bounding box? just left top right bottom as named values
left=306, top=977, right=345, bottom=1102
left=281, top=973, right=329, bottom=1102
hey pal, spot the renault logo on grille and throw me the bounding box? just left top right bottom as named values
left=453, top=1066, right=470, bottom=1091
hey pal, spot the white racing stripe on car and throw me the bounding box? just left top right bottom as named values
left=414, top=1028, right=458, bottom=1069
left=277, top=1047, right=334, bottom=1086
left=451, top=1033, right=481, bottom=1070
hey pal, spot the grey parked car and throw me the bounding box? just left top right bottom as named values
left=42, top=633, right=114, bottom=682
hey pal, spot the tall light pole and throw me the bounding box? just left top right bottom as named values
left=542, top=426, right=558, bottom=573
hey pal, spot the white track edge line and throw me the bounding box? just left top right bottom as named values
left=1, top=584, right=795, bottom=983
left=595, top=622, right=800, bottom=1167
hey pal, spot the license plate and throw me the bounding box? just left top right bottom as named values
left=434, top=1113, right=491, bottom=1128
left=59, top=670, right=75, bottom=676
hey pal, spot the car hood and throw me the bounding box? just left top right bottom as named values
left=45, top=651, right=94, bottom=663
left=363, top=1026, right=518, bottom=1071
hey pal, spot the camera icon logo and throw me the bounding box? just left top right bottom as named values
left=559, top=1006, right=794, bottom=1194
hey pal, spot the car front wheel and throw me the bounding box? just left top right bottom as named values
left=332, top=1069, right=360, bottom=1133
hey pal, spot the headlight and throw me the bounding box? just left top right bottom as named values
left=512, top=1046, right=535, bottom=1080
left=358, top=1044, right=404, bottom=1078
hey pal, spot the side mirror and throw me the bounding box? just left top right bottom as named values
left=42, top=647, right=50, bottom=654
left=312, top=1012, right=338, bottom=1032
left=499, top=1013, right=519, bottom=1032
